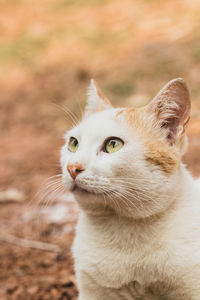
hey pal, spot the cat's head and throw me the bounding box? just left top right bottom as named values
left=61, top=78, right=191, bottom=218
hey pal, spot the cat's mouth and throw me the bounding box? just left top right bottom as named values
left=70, top=182, right=93, bottom=194
left=70, top=182, right=103, bottom=195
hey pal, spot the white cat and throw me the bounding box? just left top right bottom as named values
left=61, top=78, right=200, bottom=299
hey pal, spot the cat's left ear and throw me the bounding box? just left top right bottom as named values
left=84, top=79, right=112, bottom=118
left=148, top=78, right=191, bottom=146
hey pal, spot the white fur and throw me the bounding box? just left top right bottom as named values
left=85, top=79, right=111, bottom=118
left=60, top=81, right=200, bottom=299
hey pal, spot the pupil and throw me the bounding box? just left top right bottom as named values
left=111, top=141, right=116, bottom=147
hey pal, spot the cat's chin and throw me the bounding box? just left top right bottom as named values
left=70, top=183, right=96, bottom=195
left=72, top=185, right=90, bottom=194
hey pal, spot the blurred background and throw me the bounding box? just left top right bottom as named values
left=1, top=0, right=200, bottom=299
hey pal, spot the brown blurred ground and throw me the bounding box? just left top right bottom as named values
left=0, top=0, right=200, bottom=299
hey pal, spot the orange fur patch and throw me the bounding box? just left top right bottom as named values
left=145, top=143, right=179, bottom=174
left=116, top=108, right=179, bottom=174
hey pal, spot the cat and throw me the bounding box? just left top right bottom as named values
left=60, top=78, right=200, bottom=300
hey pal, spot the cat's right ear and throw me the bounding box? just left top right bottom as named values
left=84, top=79, right=112, bottom=118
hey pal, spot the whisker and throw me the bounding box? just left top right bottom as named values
left=111, top=179, right=159, bottom=197
left=27, top=176, right=63, bottom=209
left=36, top=180, right=63, bottom=205
left=53, top=103, right=79, bottom=127
left=41, top=184, right=65, bottom=211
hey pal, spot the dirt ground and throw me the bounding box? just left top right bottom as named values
left=1, top=1, right=200, bottom=299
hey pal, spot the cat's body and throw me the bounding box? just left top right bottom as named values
left=61, top=79, right=200, bottom=299
left=74, top=174, right=200, bottom=300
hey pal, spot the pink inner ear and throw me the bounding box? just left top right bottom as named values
left=149, top=78, right=191, bottom=144
left=161, top=118, right=180, bottom=144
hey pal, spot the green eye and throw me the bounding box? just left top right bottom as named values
left=68, top=137, right=79, bottom=152
left=104, top=137, right=124, bottom=153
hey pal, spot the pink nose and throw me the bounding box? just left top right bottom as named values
left=67, top=163, right=85, bottom=180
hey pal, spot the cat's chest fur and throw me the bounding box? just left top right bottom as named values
left=74, top=211, right=179, bottom=289
left=73, top=197, right=200, bottom=299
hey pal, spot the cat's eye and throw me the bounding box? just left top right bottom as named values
left=103, top=137, right=124, bottom=153
left=68, top=137, right=79, bottom=152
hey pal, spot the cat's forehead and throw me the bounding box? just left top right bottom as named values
left=70, top=108, right=126, bottom=137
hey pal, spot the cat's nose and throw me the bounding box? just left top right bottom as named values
left=67, top=163, right=85, bottom=180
